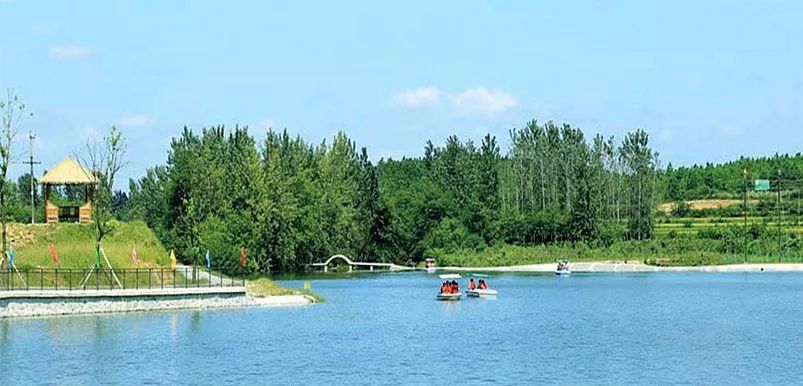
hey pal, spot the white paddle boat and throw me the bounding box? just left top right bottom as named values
left=465, top=275, right=497, bottom=297
left=465, top=288, right=498, bottom=297
left=436, top=292, right=462, bottom=301
left=436, top=273, right=462, bottom=301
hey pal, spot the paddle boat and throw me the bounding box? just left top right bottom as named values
left=465, top=288, right=498, bottom=297
left=436, top=273, right=462, bottom=301
left=555, top=260, right=571, bottom=276
left=465, top=275, right=497, bottom=297
left=424, top=258, right=437, bottom=274
left=436, top=292, right=462, bottom=301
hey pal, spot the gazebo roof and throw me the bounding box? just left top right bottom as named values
left=40, top=156, right=97, bottom=185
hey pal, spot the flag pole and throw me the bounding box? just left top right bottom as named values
left=100, top=245, right=122, bottom=289
left=5, top=251, right=27, bottom=288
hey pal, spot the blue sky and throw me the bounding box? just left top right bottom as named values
left=1, top=1, right=802, bottom=189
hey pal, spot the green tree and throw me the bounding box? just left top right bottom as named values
left=81, top=126, right=127, bottom=244
left=0, top=90, right=30, bottom=260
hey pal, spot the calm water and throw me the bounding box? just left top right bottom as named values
left=1, top=272, right=802, bottom=385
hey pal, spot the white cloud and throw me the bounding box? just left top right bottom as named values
left=119, top=114, right=152, bottom=128
left=49, top=45, right=91, bottom=60
left=449, top=87, right=517, bottom=115
left=718, top=124, right=744, bottom=138
left=392, top=86, right=440, bottom=108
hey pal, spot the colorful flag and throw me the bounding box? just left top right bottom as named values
left=131, top=247, right=139, bottom=265
left=169, top=249, right=177, bottom=269
left=205, top=250, right=211, bottom=269
left=49, top=243, right=59, bottom=264
left=241, top=247, right=246, bottom=268
left=8, top=246, right=14, bottom=267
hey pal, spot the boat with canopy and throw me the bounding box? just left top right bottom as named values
left=436, top=273, right=462, bottom=300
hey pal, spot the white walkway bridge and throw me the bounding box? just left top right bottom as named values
left=310, top=255, right=411, bottom=272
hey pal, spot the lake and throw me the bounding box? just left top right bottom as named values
left=1, top=272, right=802, bottom=385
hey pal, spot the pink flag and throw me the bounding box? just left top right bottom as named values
left=131, top=247, right=138, bottom=265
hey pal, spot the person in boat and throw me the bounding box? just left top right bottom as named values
left=478, top=279, right=488, bottom=290
left=468, top=278, right=476, bottom=290
left=440, top=282, right=448, bottom=294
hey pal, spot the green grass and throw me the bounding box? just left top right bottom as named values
left=0, top=221, right=182, bottom=289
left=436, top=238, right=803, bottom=268
left=10, top=220, right=170, bottom=270
left=245, top=278, right=325, bottom=302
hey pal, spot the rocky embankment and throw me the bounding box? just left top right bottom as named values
left=0, top=289, right=312, bottom=319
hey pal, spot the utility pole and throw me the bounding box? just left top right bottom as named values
left=743, top=168, right=748, bottom=263
left=777, top=168, right=782, bottom=262
left=23, top=129, right=41, bottom=224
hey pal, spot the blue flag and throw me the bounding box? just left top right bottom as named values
left=8, top=246, right=14, bottom=267
left=205, top=250, right=211, bottom=269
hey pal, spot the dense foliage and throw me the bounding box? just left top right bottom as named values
left=122, top=121, right=660, bottom=272
left=661, top=153, right=803, bottom=201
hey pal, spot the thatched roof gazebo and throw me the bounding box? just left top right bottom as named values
left=39, top=156, right=97, bottom=224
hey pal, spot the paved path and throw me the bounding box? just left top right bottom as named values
left=175, top=265, right=239, bottom=286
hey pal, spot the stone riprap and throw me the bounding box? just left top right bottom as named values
left=0, top=288, right=312, bottom=318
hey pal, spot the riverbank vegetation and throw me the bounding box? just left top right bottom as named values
left=119, top=122, right=663, bottom=271
left=246, top=278, right=324, bottom=302
left=86, top=121, right=803, bottom=270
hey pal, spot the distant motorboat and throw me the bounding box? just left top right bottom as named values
left=555, top=260, right=571, bottom=276
left=424, top=258, right=437, bottom=274
left=465, top=288, right=497, bottom=297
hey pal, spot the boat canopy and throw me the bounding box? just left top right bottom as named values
left=438, top=273, right=461, bottom=280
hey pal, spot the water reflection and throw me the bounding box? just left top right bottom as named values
left=1, top=320, right=7, bottom=344
left=190, top=311, right=201, bottom=332
left=169, top=313, right=178, bottom=341
left=93, top=316, right=107, bottom=341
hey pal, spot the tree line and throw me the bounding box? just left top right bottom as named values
left=121, top=121, right=659, bottom=272
left=661, top=153, right=803, bottom=202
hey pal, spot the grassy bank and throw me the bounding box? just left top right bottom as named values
left=246, top=278, right=325, bottom=302
left=0, top=221, right=183, bottom=289
left=436, top=238, right=803, bottom=268
left=9, top=221, right=169, bottom=270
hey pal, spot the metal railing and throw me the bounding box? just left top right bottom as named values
left=0, top=267, right=246, bottom=291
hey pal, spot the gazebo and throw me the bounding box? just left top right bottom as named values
left=39, top=156, right=97, bottom=224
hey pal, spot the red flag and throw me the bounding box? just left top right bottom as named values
left=241, top=247, right=246, bottom=268
left=49, top=243, right=59, bottom=264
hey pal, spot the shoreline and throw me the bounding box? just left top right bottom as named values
left=0, top=291, right=313, bottom=319
left=439, top=262, right=803, bottom=273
